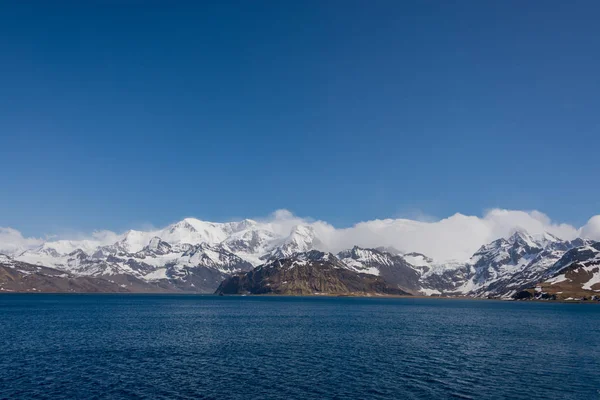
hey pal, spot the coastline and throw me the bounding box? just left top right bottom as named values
left=1, top=291, right=598, bottom=303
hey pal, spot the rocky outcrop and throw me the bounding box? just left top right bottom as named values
left=216, top=251, right=411, bottom=296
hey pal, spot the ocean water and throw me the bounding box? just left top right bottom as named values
left=0, top=295, right=599, bottom=400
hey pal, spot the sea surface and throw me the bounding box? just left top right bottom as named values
left=0, top=295, right=599, bottom=400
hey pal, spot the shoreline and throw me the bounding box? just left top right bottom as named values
left=1, top=291, right=598, bottom=303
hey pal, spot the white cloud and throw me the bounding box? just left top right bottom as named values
left=580, top=215, right=600, bottom=241
left=0, top=228, right=44, bottom=255
left=1, top=208, right=599, bottom=262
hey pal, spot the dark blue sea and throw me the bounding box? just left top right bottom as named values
left=0, top=295, right=599, bottom=400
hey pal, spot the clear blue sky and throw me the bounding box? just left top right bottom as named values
left=1, top=1, right=599, bottom=236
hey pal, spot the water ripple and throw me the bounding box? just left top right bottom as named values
left=0, top=295, right=599, bottom=400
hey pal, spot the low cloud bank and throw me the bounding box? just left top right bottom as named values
left=249, top=208, right=598, bottom=261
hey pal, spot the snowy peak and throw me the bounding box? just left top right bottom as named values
left=506, top=230, right=562, bottom=250
left=266, top=225, right=323, bottom=260
left=165, top=220, right=196, bottom=234
left=173, top=242, right=253, bottom=273
left=223, top=228, right=278, bottom=254
left=26, top=240, right=98, bottom=257
left=159, top=218, right=242, bottom=246
left=286, top=225, right=320, bottom=247
left=224, top=219, right=258, bottom=233
left=508, top=230, right=541, bottom=250
left=139, top=237, right=172, bottom=255
left=470, top=230, right=553, bottom=269
left=162, top=219, right=204, bottom=243
left=338, top=246, right=396, bottom=267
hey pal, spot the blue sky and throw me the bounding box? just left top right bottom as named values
left=1, top=1, right=599, bottom=236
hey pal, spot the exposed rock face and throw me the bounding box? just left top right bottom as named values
left=216, top=251, right=410, bottom=296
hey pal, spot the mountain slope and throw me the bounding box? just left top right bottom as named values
left=0, top=254, right=172, bottom=293
left=533, top=242, right=600, bottom=299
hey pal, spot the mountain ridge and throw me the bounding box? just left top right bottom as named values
left=2, top=217, right=600, bottom=298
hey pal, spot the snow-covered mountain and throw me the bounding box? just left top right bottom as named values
left=455, top=231, right=592, bottom=297
left=3, top=217, right=599, bottom=297
left=332, top=232, right=599, bottom=298
left=11, top=218, right=319, bottom=292
left=401, top=231, right=594, bottom=298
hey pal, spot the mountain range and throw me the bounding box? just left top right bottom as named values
left=1, top=218, right=599, bottom=299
